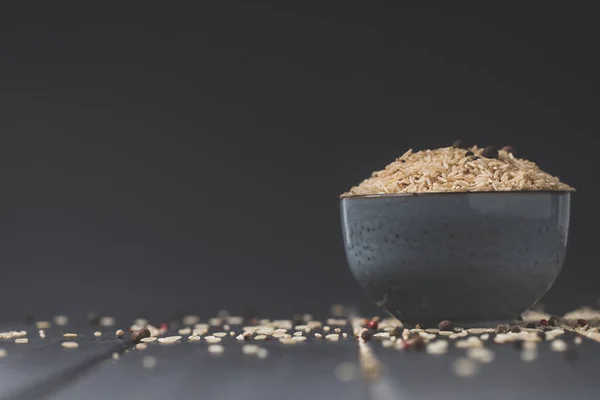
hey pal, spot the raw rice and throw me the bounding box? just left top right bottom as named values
left=342, top=146, right=574, bottom=196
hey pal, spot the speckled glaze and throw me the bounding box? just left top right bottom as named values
left=341, top=192, right=571, bottom=327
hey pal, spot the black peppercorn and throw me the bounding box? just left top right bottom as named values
left=496, top=324, right=508, bottom=334
left=243, top=332, right=252, bottom=341
left=360, top=329, right=372, bottom=342
left=510, top=326, right=521, bottom=333
left=132, top=328, right=151, bottom=343
left=465, top=150, right=474, bottom=157
left=526, top=323, right=536, bottom=329
left=481, top=146, right=499, bottom=159
left=438, top=320, right=453, bottom=331
left=548, top=316, right=558, bottom=327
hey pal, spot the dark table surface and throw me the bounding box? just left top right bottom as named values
left=1, top=307, right=599, bottom=400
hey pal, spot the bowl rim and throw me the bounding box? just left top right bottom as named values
left=340, top=190, right=573, bottom=200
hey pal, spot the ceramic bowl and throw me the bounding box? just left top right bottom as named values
left=340, top=192, right=571, bottom=327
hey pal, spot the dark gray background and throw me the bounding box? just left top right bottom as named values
left=1, top=4, right=598, bottom=322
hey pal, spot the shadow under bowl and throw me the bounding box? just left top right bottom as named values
left=340, top=191, right=571, bottom=327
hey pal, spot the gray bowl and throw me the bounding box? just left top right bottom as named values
left=340, top=192, right=571, bottom=327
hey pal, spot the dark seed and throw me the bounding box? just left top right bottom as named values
left=540, top=319, right=549, bottom=327
left=501, top=145, right=517, bottom=155
left=360, top=329, right=372, bottom=342
left=243, top=332, right=252, bottom=341
left=452, top=139, right=464, bottom=148
left=438, top=320, right=453, bottom=331
left=400, top=159, right=406, bottom=163
left=577, top=319, right=588, bottom=327
left=510, top=326, right=521, bottom=333
left=548, top=316, right=558, bottom=327
left=481, top=146, right=499, bottom=159
left=131, top=328, right=151, bottom=343
left=465, top=150, right=474, bottom=157
left=526, top=323, right=536, bottom=329
left=496, top=324, right=508, bottom=334
left=390, top=327, right=403, bottom=337
left=415, top=324, right=422, bottom=330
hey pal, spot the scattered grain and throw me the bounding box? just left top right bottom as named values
left=178, top=327, right=192, bottom=335
left=208, top=344, right=224, bottom=354
left=426, top=340, right=448, bottom=355
left=36, top=321, right=51, bottom=329
left=466, top=347, right=495, bottom=363
left=53, top=315, right=69, bottom=326
left=334, top=362, right=357, bottom=382
left=326, top=334, right=340, bottom=342
left=62, top=342, right=78, bottom=349
left=182, top=315, right=200, bottom=325
left=158, top=336, right=182, bottom=344
left=99, top=316, right=116, bottom=327
left=551, top=339, right=567, bottom=352
left=257, top=348, right=269, bottom=359
left=142, top=356, right=157, bottom=369
left=452, top=358, right=479, bottom=377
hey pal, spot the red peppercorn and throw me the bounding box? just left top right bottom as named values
left=540, top=319, right=549, bottom=327
left=160, top=322, right=168, bottom=331
left=577, top=319, right=588, bottom=327
left=368, top=320, right=379, bottom=330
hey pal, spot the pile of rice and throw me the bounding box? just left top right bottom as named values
left=341, top=146, right=575, bottom=197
